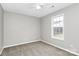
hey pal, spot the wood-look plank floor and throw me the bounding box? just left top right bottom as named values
left=1, top=41, right=76, bottom=56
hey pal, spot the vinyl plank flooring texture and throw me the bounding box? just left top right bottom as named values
left=1, top=41, right=76, bottom=56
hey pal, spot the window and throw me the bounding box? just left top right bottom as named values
left=51, top=14, right=64, bottom=40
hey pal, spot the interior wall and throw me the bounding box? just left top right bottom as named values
left=41, top=4, right=79, bottom=54
left=4, top=11, right=40, bottom=47
left=0, top=4, right=4, bottom=52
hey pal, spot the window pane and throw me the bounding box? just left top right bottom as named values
left=51, top=14, right=64, bottom=40
left=59, top=16, right=64, bottom=21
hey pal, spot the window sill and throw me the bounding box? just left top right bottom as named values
left=51, top=36, right=64, bottom=40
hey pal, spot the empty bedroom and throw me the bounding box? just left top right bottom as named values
left=0, top=2, right=79, bottom=56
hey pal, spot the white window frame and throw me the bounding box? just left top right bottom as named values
left=51, top=14, right=64, bottom=40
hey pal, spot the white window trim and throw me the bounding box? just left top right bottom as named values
left=51, top=14, right=64, bottom=40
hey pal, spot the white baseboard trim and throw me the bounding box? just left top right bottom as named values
left=41, top=40, right=79, bottom=56
left=0, top=39, right=41, bottom=55
left=2, top=38, right=79, bottom=56
left=4, top=39, right=41, bottom=48
left=0, top=48, right=4, bottom=55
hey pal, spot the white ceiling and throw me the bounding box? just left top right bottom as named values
left=1, top=3, right=73, bottom=18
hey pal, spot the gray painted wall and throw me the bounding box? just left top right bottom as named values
left=41, top=4, right=79, bottom=54
left=0, top=4, right=4, bottom=50
left=4, top=12, right=40, bottom=47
